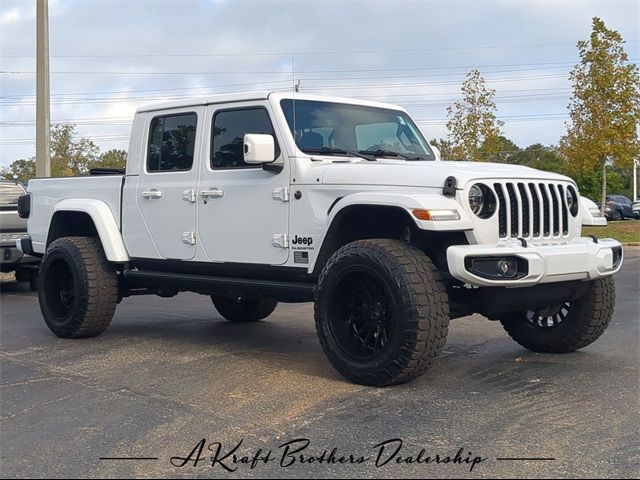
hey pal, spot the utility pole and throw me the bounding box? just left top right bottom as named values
left=36, top=0, right=51, bottom=177
left=634, top=158, right=638, bottom=202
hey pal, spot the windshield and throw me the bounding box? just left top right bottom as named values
left=280, top=99, right=435, bottom=160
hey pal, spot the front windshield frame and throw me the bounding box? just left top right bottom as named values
left=280, top=99, right=435, bottom=161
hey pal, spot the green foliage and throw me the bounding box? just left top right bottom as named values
left=446, top=69, right=504, bottom=161
left=560, top=17, right=640, bottom=209
left=0, top=157, right=36, bottom=183
left=87, top=149, right=127, bottom=171
left=570, top=168, right=625, bottom=200
left=50, top=124, right=100, bottom=176
left=1, top=124, right=110, bottom=181
left=476, top=136, right=520, bottom=163
left=429, top=138, right=456, bottom=159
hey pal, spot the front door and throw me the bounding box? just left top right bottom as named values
left=197, top=103, right=289, bottom=265
left=136, top=108, right=202, bottom=260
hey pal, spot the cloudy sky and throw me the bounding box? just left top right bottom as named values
left=1, top=0, right=638, bottom=167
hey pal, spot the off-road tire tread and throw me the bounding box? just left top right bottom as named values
left=315, top=239, right=449, bottom=386
left=39, top=236, right=118, bottom=338
left=500, top=277, right=615, bottom=353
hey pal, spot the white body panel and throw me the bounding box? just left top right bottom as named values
left=24, top=91, right=621, bottom=289
left=133, top=106, right=203, bottom=260
left=26, top=176, right=124, bottom=258
left=53, top=199, right=129, bottom=262
left=196, top=101, right=291, bottom=265
left=447, top=237, right=622, bottom=287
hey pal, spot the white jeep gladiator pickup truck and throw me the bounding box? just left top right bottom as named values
left=17, top=92, right=622, bottom=386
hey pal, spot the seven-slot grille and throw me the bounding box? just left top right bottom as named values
left=492, top=182, right=571, bottom=239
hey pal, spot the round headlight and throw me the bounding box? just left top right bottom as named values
left=468, top=183, right=497, bottom=219
left=566, top=186, right=579, bottom=217
left=469, top=185, right=484, bottom=215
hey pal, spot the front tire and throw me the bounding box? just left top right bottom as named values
left=211, top=296, right=277, bottom=322
left=500, top=277, right=615, bottom=353
left=315, top=239, right=450, bottom=387
left=38, top=237, right=118, bottom=338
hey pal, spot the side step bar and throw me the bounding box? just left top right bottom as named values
left=122, top=269, right=315, bottom=302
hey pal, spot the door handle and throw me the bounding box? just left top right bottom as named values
left=141, top=189, right=162, bottom=199
left=200, top=188, right=224, bottom=199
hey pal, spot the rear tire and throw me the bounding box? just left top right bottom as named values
left=211, top=296, right=277, bottom=322
left=38, top=236, right=118, bottom=338
left=500, top=277, right=615, bottom=353
left=314, top=239, right=450, bottom=387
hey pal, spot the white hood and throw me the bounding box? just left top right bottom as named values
left=322, top=160, right=574, bottom=189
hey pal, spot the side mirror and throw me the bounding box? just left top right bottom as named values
left=430, top=144, right=442, bottom=161
left=244, top=134, right=275, bottom=164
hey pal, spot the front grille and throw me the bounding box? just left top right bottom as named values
left=494, top=181, right=571, bottom=240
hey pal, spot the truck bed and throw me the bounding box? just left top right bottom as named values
left=27, top=175, right=124, bottom=251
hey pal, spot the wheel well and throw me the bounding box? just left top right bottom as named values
left=47, top=211, right=98, bottom=246
left=312, top=204, right=468, bottom=276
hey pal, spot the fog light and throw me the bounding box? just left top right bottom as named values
left=497, top=258, right=517, bottom=276
left=465, top=256, right=528, bottom=280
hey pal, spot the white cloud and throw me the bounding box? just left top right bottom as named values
left=0, top=8, right=20, bottom=24
left=1, top=0, right=638, bottom=166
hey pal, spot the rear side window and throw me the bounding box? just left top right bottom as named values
left=211, top=108, right=279, bottom=169
left=0, top=183, right=25, bottom=206
left=147, top=113, right=197, bottom=172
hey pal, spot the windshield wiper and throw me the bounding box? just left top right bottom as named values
left=359, top=149, right=428, bottom=161
left=304, top=147, right=376, bottom=161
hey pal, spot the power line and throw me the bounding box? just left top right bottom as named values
left=3, top=40, right=626, bottom=58
left=0, top=73, right=572, bottom=107
left=0, top=112, right=571, bottom=145
left=0, top=65, right=579, bottom=77
left=0, top=93, right=574, bottom=125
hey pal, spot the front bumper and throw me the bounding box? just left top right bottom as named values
left=447, top=237, right=623, bottom=287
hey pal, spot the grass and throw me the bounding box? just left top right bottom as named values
left=583, top=220, right=640, bottom=243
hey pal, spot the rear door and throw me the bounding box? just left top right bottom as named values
left=135, top=108, right=202, bottom=259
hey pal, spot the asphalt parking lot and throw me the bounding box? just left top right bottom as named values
left=1, top=249, right=638, bottom=479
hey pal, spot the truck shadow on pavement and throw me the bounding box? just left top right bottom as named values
left=106, top=313, right=342, bottom=382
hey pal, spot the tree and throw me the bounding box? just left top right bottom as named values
left=477, top=135, right=519, bottom=163
left=0, top=157, right=36, bottom=183
left=87, top=149, right=127, bottom=171
left=560, top=17, right=640, bottom=212
left=50, top=124, right=100, bottom=176
left=429, top=138, right=455, bottom=159
left=446, top=69, right=504, bottom=161
left=512, top=143, right=567, bottom=172
left=1, top=124, right=112, bottom=181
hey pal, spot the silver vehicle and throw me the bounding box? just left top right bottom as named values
left=1, top=180, right=38, bottom=287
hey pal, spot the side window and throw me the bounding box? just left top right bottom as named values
left=211, top=108, right=279, bottom=169
left=147, top=112, right=197, bottom=172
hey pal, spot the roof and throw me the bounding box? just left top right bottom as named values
left=135, top=91, right=406, bottom=114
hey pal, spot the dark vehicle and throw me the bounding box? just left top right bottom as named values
left=602, top=195, right=635, bottom=220
left=0, top=181, right=38, bottom=287
left=633, top=201, right=640, bottom=219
